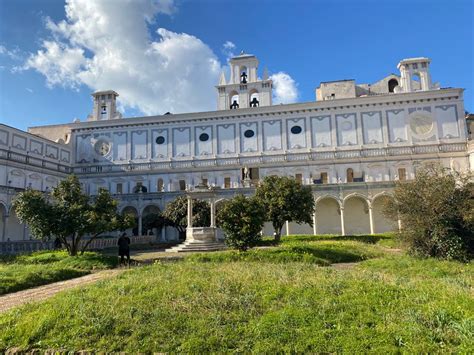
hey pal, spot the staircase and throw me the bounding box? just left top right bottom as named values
left=165, top=239, right=227, bottom=253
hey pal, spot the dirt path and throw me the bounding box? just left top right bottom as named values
left=0, top=269, right=124, bottom=314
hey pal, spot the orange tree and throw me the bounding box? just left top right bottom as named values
left=13, top=175, right=134, bottom=256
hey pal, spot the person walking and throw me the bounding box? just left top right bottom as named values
left=117, top=232, right=131, bottom=266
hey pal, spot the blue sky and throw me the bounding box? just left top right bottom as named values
left=0, top=0, right=472, bottom=131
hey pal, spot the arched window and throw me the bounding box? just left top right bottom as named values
left=229, top=91, right=239, bottom=109
left=157, top=178, right=164, bottom=192
left=346, top=168, right=354, bottom=183
left=239, top=66, right=248, bottom=83
left=388, top=78, right=398, bottom=93
left=249, top=89, right=260, bottom=107
left=398, top=168, right=406, bottom=181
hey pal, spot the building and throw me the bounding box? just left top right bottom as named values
left=1, top=54, right=472, bottom=242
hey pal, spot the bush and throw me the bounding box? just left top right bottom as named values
left=216, top=195, right=265, bottom=251
left=384, top=165, right=473, bottom=261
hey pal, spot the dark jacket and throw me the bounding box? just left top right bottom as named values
left=118, top=235, right=131, bottom=254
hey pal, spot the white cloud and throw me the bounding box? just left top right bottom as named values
left=25, top=0, right=221, bottom=115
left=270, top=72, right=298, bottom=104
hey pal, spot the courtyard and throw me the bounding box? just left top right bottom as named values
left=0, top=234, right=472, bottom=352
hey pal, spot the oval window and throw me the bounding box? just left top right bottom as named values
left=199, top=133, right=209, bottom=142
left=156, top=136, right=165, bottom=145
left=244, top=129, right=255, bottom=138
left=291, top=125, right=302, bottom=134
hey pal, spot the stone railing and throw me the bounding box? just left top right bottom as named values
left=0, top=148, right=71, bottom=174
left=72, top=142, right=467, bottom=175
left=0, top=235, right=154, bottom=255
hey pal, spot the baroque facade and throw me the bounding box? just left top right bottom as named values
left=1, top=54, right=472, bottom=242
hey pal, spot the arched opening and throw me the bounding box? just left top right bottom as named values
left=346, top=168, right=354, bottom=183
left=122, top=206, right=139, bottom=236
left=229, top=90, right=239, bottom=109
left=412, top=72, right=421, bottom=90
left=343, top=196, right=370, bottom=235
left=157, top=178, right=164, bottom=192
left=372, top=195, right=396, bottom=233
left=239, top=66, right=248, bottom=83
left=388, top=78, right=398, bottom=93
left=142, top=205, right=162, bottom=236
left=397, top=167, right=407, bottom=181
left=249, top=89, right=260, bottom=107
left=6, top=206, right=24, bottom=241
left=133, top=182, right=147, bottom=193
left=0, top=203, right=6, bottom=242
left=316, top=197, right=342, bottom=234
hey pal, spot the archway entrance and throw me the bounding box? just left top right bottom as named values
left=122, top=206, right=139, bottom=236
left=372, top=196, right=396, bottom=233
left=344, top=196, right=371, bottom=235
left=315, top=197, right=342, bottom=234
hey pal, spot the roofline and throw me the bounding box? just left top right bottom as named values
left=27, top=88, right=464, bottom=132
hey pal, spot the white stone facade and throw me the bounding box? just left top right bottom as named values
left=1, top=55, right=472, bottom=242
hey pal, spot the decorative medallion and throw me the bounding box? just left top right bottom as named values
left=409, top=112, right=433, bottom=136
left=95, top=139, right=111, bottom=156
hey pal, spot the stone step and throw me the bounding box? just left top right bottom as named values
left=165, top=240, right=227, bottom=253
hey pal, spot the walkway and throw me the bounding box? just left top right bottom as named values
left=0, top=269, right=124, bottom=314
left=0, top=250, right=183, bottom=314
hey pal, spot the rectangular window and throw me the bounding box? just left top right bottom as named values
left=224, top=177, right=231, bottom=188
left=116, top=183, right=122, bottom=194
left=179, top=180, right=186, bottom=191
left=250, top=168, right=259, bottom=182
left=321, top=172, right=328, bottom=184
left=295, top=173, right=303, bottom=184
left=398, top=168, right=406, bottom=181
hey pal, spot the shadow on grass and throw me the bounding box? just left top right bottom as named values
left=188, top=241, right=380, bottom=266
left=257, top=233, right=396, bottom=247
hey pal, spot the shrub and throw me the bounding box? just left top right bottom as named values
left=384, top=165, right=473, bottom=261
left=216, top=195, right=265, bottom=251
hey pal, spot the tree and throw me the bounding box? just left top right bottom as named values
left=162, top=196, right=210, bottom=238
left=13, top=175, right=134, bottom=256
left=384, top=165, right=473, bottom=261
left=255, top=176, right=315, bottom=242
left=142, top=213, right=167, bottom=235
left=216, top=195, right=265, bottom=251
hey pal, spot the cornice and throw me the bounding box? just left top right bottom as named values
left=59, top=88, right=464, bottom=133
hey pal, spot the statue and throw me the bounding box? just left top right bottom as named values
left=243, top=166, right=250, bottom=180
left=240, top=71, right=248, bottom=84
left=230, top=100, right=239, bottom=109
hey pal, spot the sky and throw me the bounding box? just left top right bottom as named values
left=0, top=0, right=472, bottom=131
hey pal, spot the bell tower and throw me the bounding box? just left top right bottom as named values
left=397, top=57, right=433, bottom=93
left=88, top=90, right=122, bottom=121
left=216, top=52, right=272, bottom=110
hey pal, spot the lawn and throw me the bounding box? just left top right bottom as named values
left=0, top=234, right=472, bottom=353
left=0, top=250, right=118, bottom=295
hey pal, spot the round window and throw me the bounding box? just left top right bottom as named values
left=244, top=129, right=255, bottom=138
left=156, top=136, right=165, bottom=145
left=199, top=133, right=210, bottom=142
left=291, top=125, right=302, bottom=134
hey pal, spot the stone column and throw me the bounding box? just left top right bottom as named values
left=312, top=212, right=317, bottom=235
left=210, top=200, right=216, bottom=228
left=2, top=215, right=9, bottom=242
left=340, top=207, right=345, bottom=236
left=138, top=215, right=143, bottom=236
left=368, top=205, right=374, bottom=235
left=187, top=196, right=193, bottom=228
left=285, top=220, right=290, bottom=236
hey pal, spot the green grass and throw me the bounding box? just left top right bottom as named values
left=0, top=251, right=118, bottom=295
left=188, top=240, right=385, bottom=265
left=1, top=234, right=472, bottom=352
